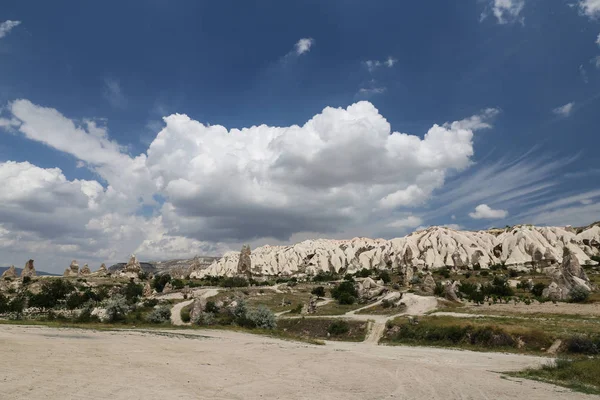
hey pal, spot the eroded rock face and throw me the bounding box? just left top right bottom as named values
left=119, top=255, right=142, bottom=278
left=357, top=277, right=386, bottom=300
left=162, top=282, right=173, bottom=294
left=80, top=264, right=91, bottom=276
left=444, top=281, right=460, bottom=302
left=64, top=260, right=80, bottom=277
left=198, top=224, right=600, bottom=277
left=190, top=297, right=207, bottom=322
left=237, top=245, right=251, bottom=276
left=2, top=265, right=17, bottom=279
left=543, top=247, right=595, bottom=300
left=21, top=260, right=36, bottom=278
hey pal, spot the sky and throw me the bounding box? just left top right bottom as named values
left=1, top=0, right=600, bottom=273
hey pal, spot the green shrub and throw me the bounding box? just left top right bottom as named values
left=170, top=279, right=185, bottom=289
left=0, top=293, right=8, bottom=313
left=289, top=303, right=303, bottom=314
left=22, top=276, right=31, bottom=285
left=312, top=272, right=337, bottom=282
left=564, top=335, right=599, bottom=355
left=192, top=311, right=216, bottom=326
left=220, top=277, right=249, bottom=288
left=311, top=286, right=326, bottom=297
left=530, top=282, right=546, bottom=297
left=480, top=270, right=489, bottom=277
left=247, top=305, right=277, bottom=329
left=104, top=294, right=130, bottom=322
left=146, top=305, right=172, bottom=323
left=123, top=280, right=143, bottom=302
left=328, top=320, right=350, bottom=335
left=143, top=298, right=159, bottom=308
left=204, top=300, right=219, bottom=314
left=569, top=286, right=590, bottom=303
left=378, top=270, right=391, bottom=283
left=357, top=268, right=372, bottom=278
left=331, top=281, right=358, bottom=305
left=180, top=305, right=191, bottom=323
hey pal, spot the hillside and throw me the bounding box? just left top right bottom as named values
left=0, top=266, right=60, bottom=277
left=197, top=224, right=600, bottom=277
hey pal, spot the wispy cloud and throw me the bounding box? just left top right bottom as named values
left=0, top=20, right=21, bottom=39
left=597, top=32, right=600, bottom=46
left=103, top=78, right=126, bottom=109
left=580, top=65, right=589, bottom=83
left=364, top=56, right=397, bottom=72
left=294, top=38, right=314, bottom=55
left=481, top=0, right=525, bottom=24
left=553, top=102, right=574, bottom=117
left=357, top=87, right=386, bottom=97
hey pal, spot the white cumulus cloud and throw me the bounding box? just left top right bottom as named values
left=294, top=38, right=314, bottom=55
left=0, top=20, right=21, bottom=39
left=553, top=102, right=574, bottom=117
left=386, top=216, right=423, bottom=229
left=469, top=204, right=509, bottom=219
left=579, top=0, right=600, bottom=18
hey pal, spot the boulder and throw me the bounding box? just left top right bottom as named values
left=190, top=297, right=207, bottom=321
left=237, top=245, right=251, bottom=276
left=80, top=264, right=91, bottom=276
left=162, top=282, right=173, bottom=294
left=1, top=265, right=17, bottom=279
left=21, top=259, right=36, bottom=278
left=357, top=277, right=387, bottom=300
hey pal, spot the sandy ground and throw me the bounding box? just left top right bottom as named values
left=0, top=325, right=595, bottom=400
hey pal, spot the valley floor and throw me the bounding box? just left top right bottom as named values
left=0, top=325, right=596, bottom=399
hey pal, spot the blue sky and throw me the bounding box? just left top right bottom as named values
left=1, top=0, right=600, bottom=272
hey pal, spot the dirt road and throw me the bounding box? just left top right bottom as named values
left=0, top=325, right=593, bottom=400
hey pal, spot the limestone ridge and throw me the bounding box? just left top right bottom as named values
left=199, top=224, right=600, bottom=277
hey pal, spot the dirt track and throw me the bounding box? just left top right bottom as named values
left=0, top=325, right=594, bottom=400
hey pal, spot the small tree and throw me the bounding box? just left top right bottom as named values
left=328, top=320, right=349, bottom=335
left=378, top=270, right=391, bottom=284
left=311, top=286, right=326, bottom=297
left=530, top=282, right=546, bottom=298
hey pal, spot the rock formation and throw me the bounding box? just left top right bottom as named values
left=444, top=281, right=460, bottom=302
left=197, top=224, right=600, bottom=278
left=543, top=247, right=595, bottom=301
left=421, top=273, right=437, bottom=295
left=190, top=297, right=207, bottom=321
left=143, top=282, right=153, bottom=297
left=95, top=263, right=108, bottom=276
left=21, top=260, right=36, bottom=278
left=63, top=260, right=80, bottom=277
left=357, top=277, right=387, bottom=300
left=120, top=255, right=142, bottom=278
left=237, top=245, right=251, bottom=276
left=80, top=264, right=91, bottom=276
left=162, top=282, right=173, bottom=294
left=1, top=265, right=17, bottom=279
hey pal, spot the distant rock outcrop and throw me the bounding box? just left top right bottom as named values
left=143, top=282, right=153, bottom=297
left=63, top=260, right=79, bottom=277
left=1, top=265, right=17, bottom=279
left=119, top=255, right=143, bottom=278
left=198, top=224, right=600, bottom=278
left=421, top=273, right=437, bottom=295
left=21, top=260, right=36, bottom=278
left=80, top=264, right=91, bottom=276
left=94, top=263, right=108, bottom=276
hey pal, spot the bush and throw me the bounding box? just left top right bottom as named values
left=66, top=293, right=87, bottom=310
left=204, top=300, right=219, bottom=314
left=473, top=263, right=481, bottom=271
left=338, top=292, right=356, bottom=305
left=232, top=298, right=248, bottom=320
left=569, top=286, right=590, bottom=303
left=104, top=294, right=130, bottom=322
left=530, top=282, right=546, bottom=297
left=289, top=303, right=303, bottom=314
left=180, top=305, right=191, bottom=323
left=220, top=277, right=249, bottom=288
left=146, top=305, right=171, bottom=323
left=381, top=299, right=393, bottom=308
left=564, top=335, right=599, bottom=355
left=247, top=305, right=277, bottom=329
left=378, top=270, right=391, bottom=284
left=328, top=320, right=350, bottom=335
left=357, top=268, right=372, bottom=278
left=192, top=311, right=215, bottom=326
left=311, top=286, right=326, bottom=297
left=22, top=276, right=31, bottom=285
left=170, top=279, right=185, bottom=289
left=0, top=293, right=8, bottom=313
left=433, top=282, right=445, bottom=297
left=312, top=272, right=337, bottom=282
left=480, top=270, right=489, bottom=277
left=143, top=298, right=159, bottom=308
left=123, top=281, right=143, bottom=302
left=509, top=269, right=519, bottom=278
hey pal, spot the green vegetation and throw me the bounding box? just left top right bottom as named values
left=569, top=286, right=590, bottom=303
left=311, top=286, right=326, bottom=297
left=146, top=304, right=172, bottom=323
left=510, top=358, right=600, bottom=395
left=327, top=320, right=350, bottom=335
left=180, top=304, right=191, bottom=323
left=277, top=318, right=367, bottom=342
left=331, top=281, right=358, bottom=305
left=152, top=274, right=172, bottom=293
